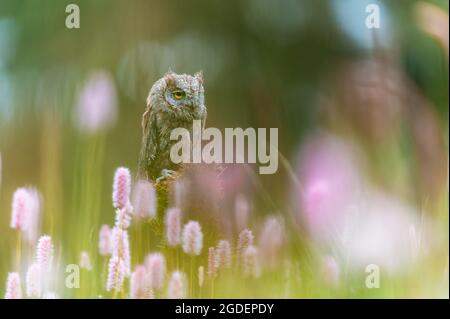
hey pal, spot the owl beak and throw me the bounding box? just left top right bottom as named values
left=184, top=100, right=194, bottom=110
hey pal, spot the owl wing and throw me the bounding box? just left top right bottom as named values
left=142, top=108, right=151, bottom=134
left=142, top=96, right=152, bottom=134
left=138, top=105, right=159, bottom=180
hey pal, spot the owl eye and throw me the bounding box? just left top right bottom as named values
left=173, top=90, right=185, bottom=100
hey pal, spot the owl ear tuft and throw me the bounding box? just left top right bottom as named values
left=164, top=72, right=176, bottom=88
left=194, top=70, right=203, bottom=84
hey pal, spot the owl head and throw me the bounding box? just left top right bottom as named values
left=148, top=70, right=206, bottom=121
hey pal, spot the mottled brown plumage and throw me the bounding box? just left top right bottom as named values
left=138, top=71, right=207, bottom=183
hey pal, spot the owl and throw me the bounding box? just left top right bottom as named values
left=137, top=71, right=207, bottom=182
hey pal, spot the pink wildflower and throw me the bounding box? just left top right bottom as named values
left=36, top=235, right=53, bottom=272
left=182, top=221, right=203, bottom=256
left=132, top=179, right=156, bottom=219
left=26, top=262, right=42, bottom=298
left=242, top=246, right=260, bottom=278
left=106, top=256, right=126, bottom=292
left=145, top=253, right=166, bottom=290
left=215, top=240, right=232, bottom=270
left=167, top=271, right=186, bottom=299
left=4, top=272, right=22, bottom=299
left=112, top=167, right=132, bottom=212
left=165, top=207, right=181, bottom=247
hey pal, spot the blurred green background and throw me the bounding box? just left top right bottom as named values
left=0, top=0, right=448, bottom=298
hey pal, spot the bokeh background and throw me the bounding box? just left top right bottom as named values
left=0, top=0, right=448, bottom=298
